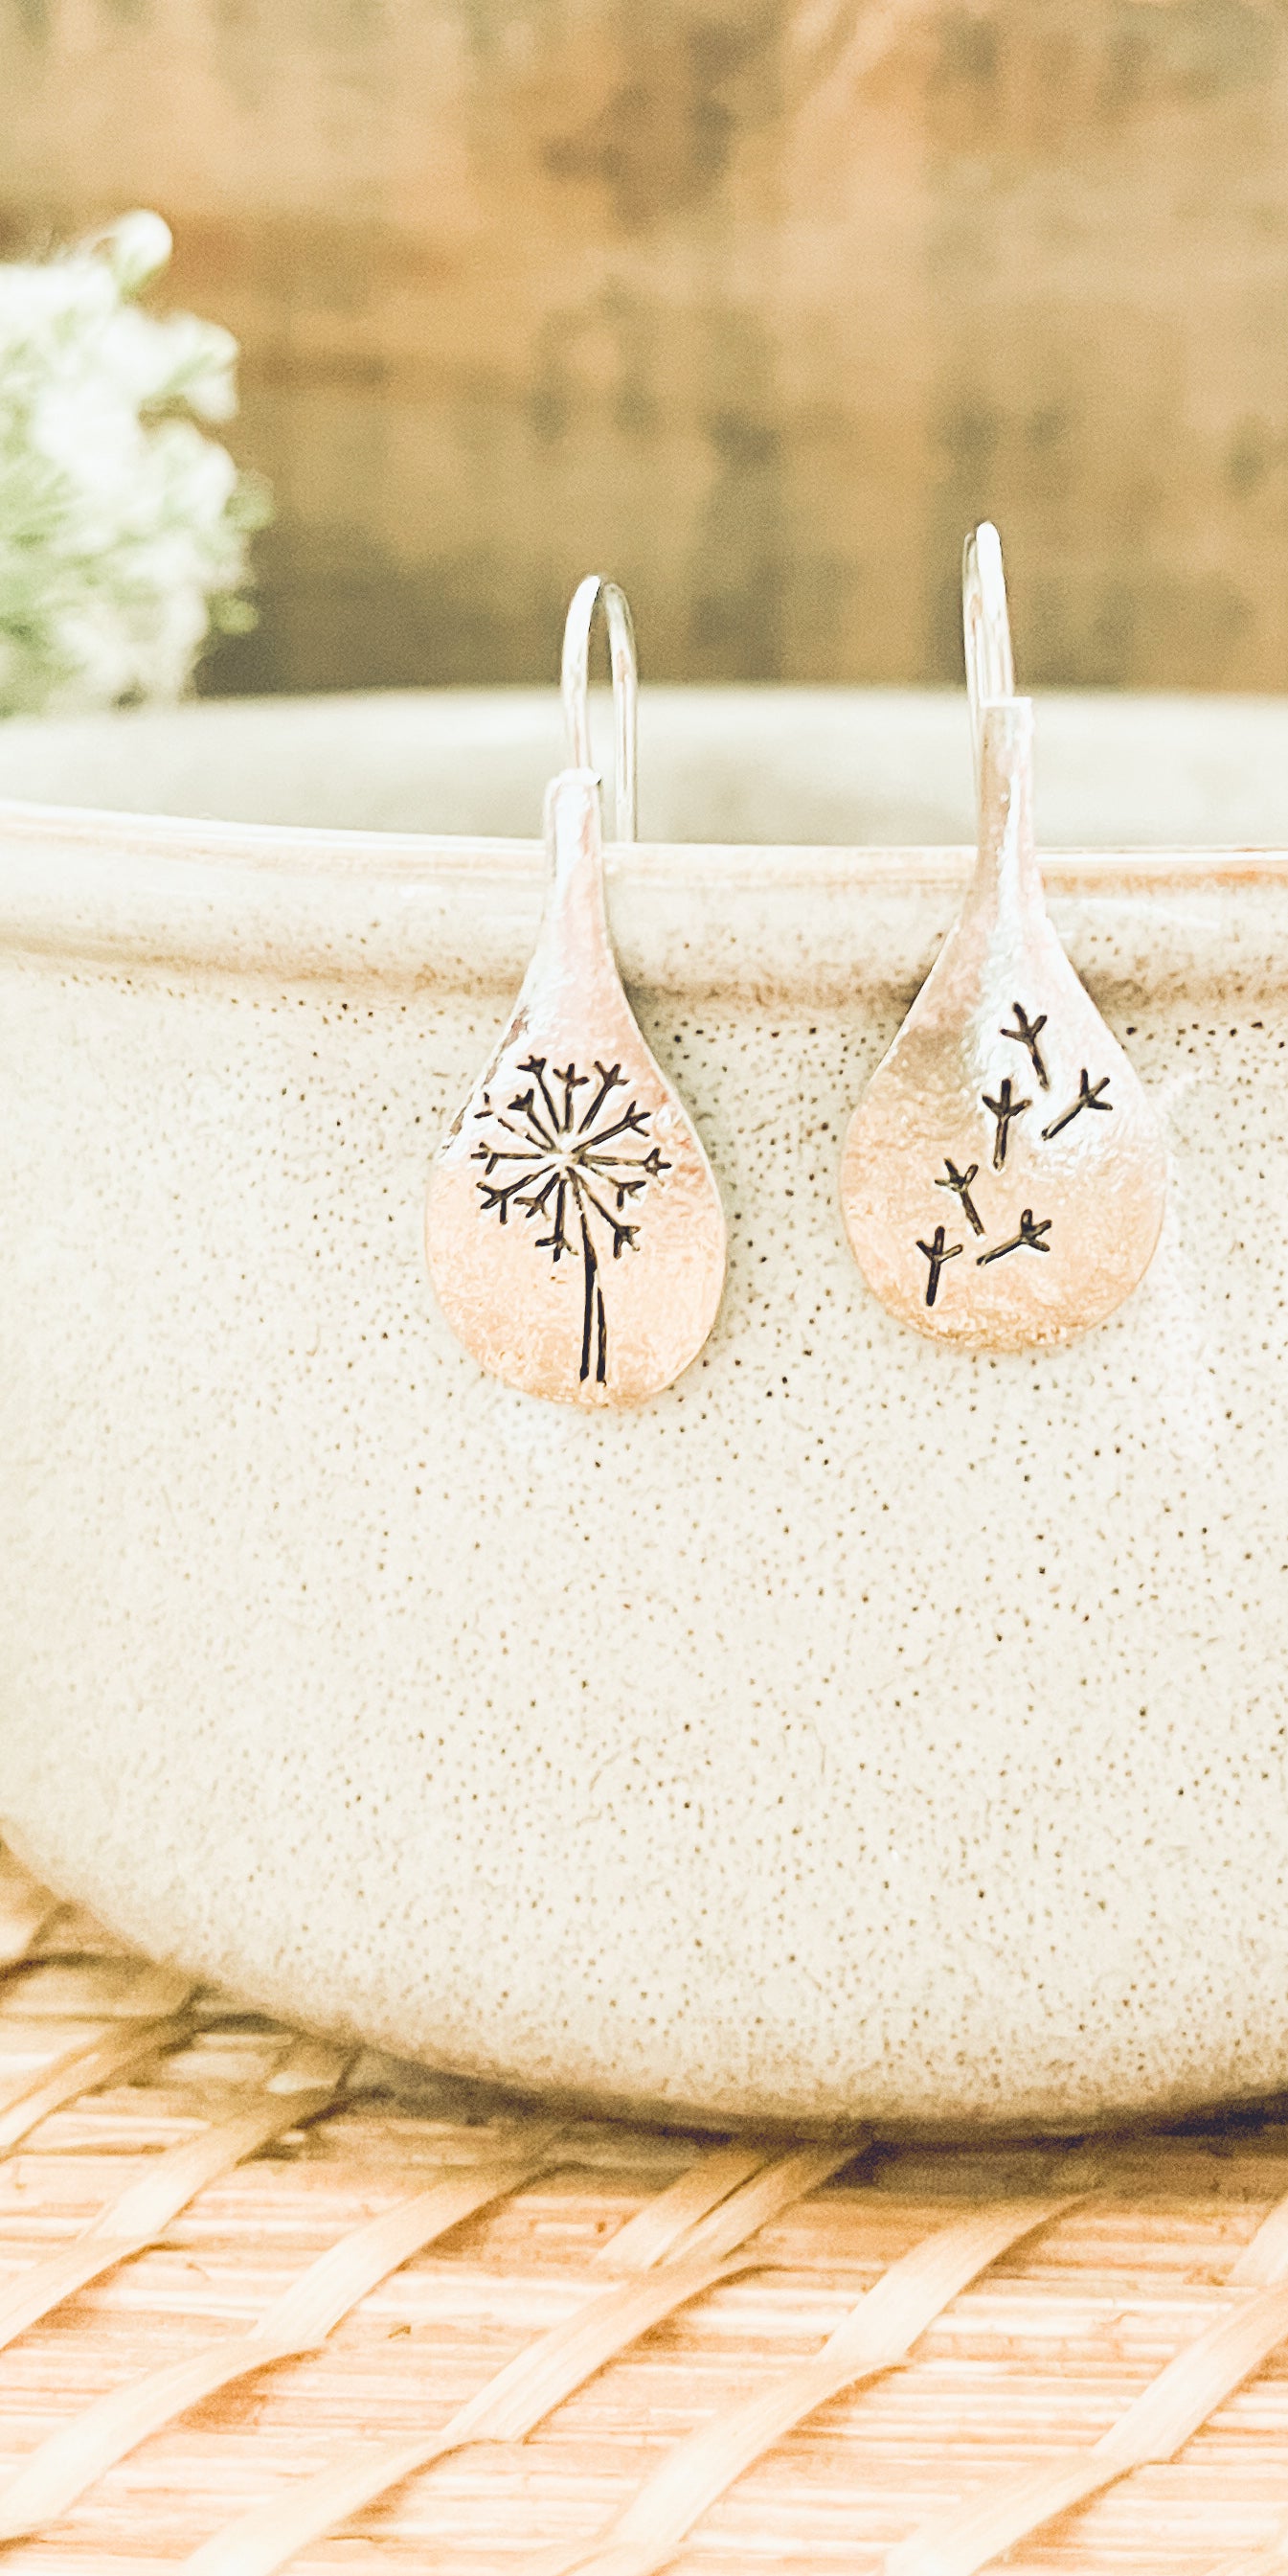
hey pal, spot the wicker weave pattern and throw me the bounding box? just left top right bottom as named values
left=2, top=1849, right=1288, bottom=2569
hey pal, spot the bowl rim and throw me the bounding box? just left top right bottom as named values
left=3, top=791, right=1287, bottom=1003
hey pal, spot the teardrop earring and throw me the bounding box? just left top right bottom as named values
left=839, top=523, right=1166, bottom=1350
left=425, top=574, right=727, bottom=1405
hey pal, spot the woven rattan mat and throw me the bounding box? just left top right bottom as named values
left=2, top=1848, right=1288, bottom=2572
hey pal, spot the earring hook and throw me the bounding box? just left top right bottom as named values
left=560, top=575, right=639, bottom=843
left=961, top=522, right=1015, bottom=784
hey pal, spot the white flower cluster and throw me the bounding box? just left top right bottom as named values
left=0, top=210, right=269, bottom=716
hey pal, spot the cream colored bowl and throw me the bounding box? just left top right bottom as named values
left=3, top=687, right=1288, bottom=2129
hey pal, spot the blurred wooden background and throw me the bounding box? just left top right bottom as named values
left=4, top=0, right=1288, bottom=693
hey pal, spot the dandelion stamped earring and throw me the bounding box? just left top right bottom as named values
left=425, top=575, right=727, bottom=1406
left=840, top=524, right=1166, bottom=1350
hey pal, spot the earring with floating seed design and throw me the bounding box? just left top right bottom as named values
left=839, top=522, right=1167, bottom=1350
left=425, top=575, right=727, bottom=1406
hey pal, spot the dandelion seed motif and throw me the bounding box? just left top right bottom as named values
left=1042, top=1069, right=1113, bottom=1140
left=982, top=1075, right=1030, bottom=1171
left=1001, top=1001, right=1050, bottom=1089
left=471, top=1056, right=670, bottom=1385
left=977, top=1207, right=1052, bottom=1265
left=915, top=1224, right=962, bottom=1308
left=936, top=1156, right=984, bottom=1236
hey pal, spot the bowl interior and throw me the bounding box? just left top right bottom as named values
left=2, top=686, right=1287, bottom=846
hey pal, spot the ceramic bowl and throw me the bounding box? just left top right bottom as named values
left=2, top=687, right=1287, bottom=2129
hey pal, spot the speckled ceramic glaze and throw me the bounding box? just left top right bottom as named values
left=2, top=692, right=1288, bottom=2130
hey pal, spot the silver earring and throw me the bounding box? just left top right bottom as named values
left=425, top=575, right=727, bottom=1405
left=840, top=523, right=1166, bottom=1349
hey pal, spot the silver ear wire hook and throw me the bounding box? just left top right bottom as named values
left=961, top=522, right=1015, bottom=785
left=560, top=575, right=639, bottom=843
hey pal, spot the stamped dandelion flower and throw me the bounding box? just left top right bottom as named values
left=427, top=765, right=726, bottom=1408
left=470, top=1056, right=671, bottom=1385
